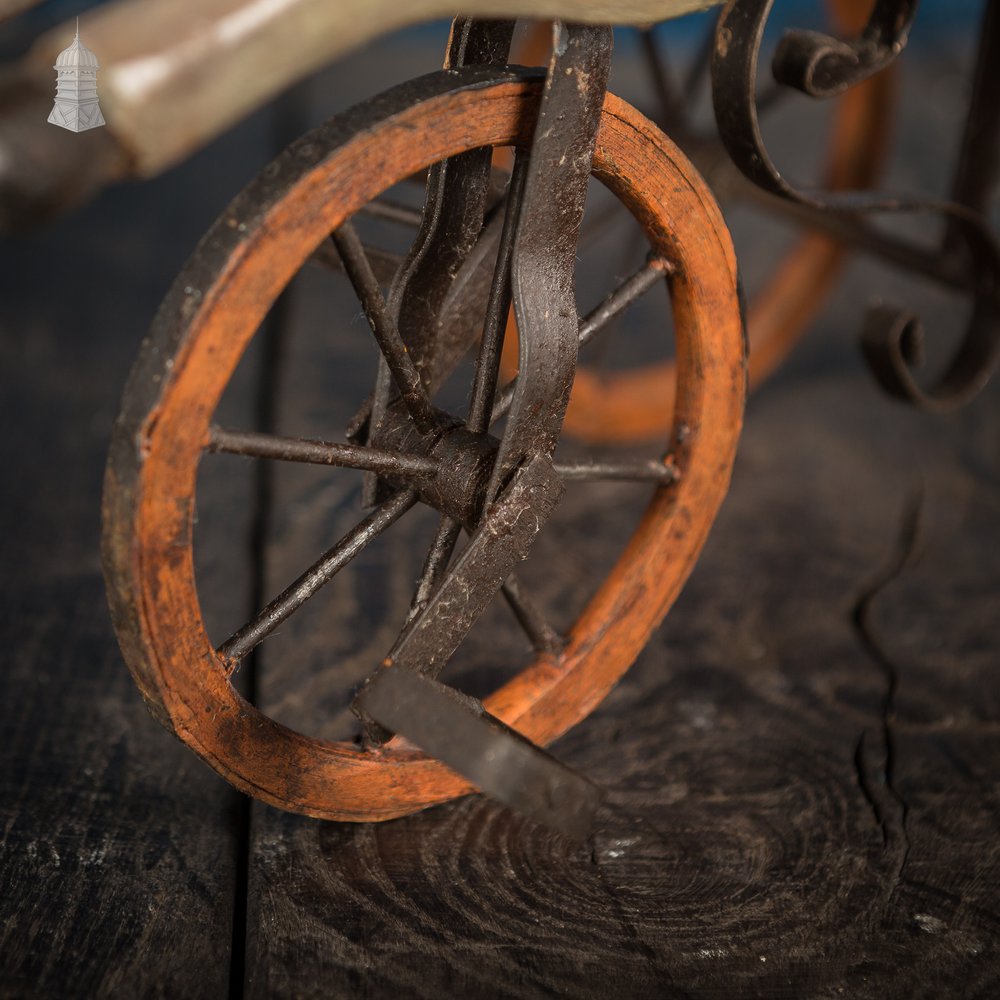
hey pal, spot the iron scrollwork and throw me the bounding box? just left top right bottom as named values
left=711, top=0, right=1000, bottom=412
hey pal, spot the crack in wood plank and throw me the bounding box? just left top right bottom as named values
left=851, top=487, right=923, bottom=888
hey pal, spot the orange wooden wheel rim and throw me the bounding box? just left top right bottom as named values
left=102, top=73, right=745, bottom=822
left=500, top=0, right=894, bottom=445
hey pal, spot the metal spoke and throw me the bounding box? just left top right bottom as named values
left=402, top=514, right=463, bottom=631
left=501, top=574, right=563, bottom=655
left=580, top=256, right=670, bottom=351
left=331, top=222, right=437, bottom=434
left=491, top=255, right=670, bottom=424
left=345, top=391, right=372, bottom=443
left=207, top=426, right=438, bottom=480
left=554, top=458, right=678, bottom=485
left=362, top=512, right=463, bottom=746
left=310, top=239, right=402, bottom=286
left=466, top=155, right=529, bottom=435
left=358, top=198, right=423, bottom=227
left=586, top=225, right=649, bottom=376
left=217, top=489, right=418, bottom=665
left=360, top=357, right=393, bottom=506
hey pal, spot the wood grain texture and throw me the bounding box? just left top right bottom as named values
left=0, top=19, right=997, bottom=1000
left=0, top=88, right=289, bottom=997
left=241, top=364, right=1000, bottom=1000
left=238, top=34, right=1000, bottom=1000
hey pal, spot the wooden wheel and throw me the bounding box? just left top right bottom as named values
left=501, top=0, right=893, bottom=444
left=102, top=68, right=745, bottom=822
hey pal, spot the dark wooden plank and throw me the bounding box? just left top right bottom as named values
left=0, top=89, right=289, bottom=995
left=244, top=370, right=1000, bottom=999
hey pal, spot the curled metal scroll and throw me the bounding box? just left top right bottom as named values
left=772, top=0, right=917, bottom=97
left=711, top=0, right=1000, bottom=412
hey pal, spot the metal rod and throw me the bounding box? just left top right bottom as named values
left=207, top=426, right=438, bottom=479
left=361, top=356, right=394, bottom=506
left=330, top=222, right=437, bottom=434
left=358, top=198, right=424, bottom=227
left=466, top=155, right=529, bottom=435
left=217, top=489, right=417, bottom=664
left=501, top=574, right=563, bottom=655
left=402, top=514, right=463, bottom=631
left=363, top=512, right=465, bottom=747
left=309, top=240, right=402, bottom=286
left=491, top=256, right=669, bottom=424
left=735, top=180, right=980, bottom=295
left=554, top=458, right=678, bottom=484
left=345, top=392, right=373, bottom=443
left=579, top=256, right=671, bottom=348
left=944, top=0, right=1000, bottom=257
left=355, top=666, right=603, bottom=842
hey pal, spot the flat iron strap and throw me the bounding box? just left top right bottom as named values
left=357, top=665, right=604, bottom=842
left=488, top=22, right=613, bottom=496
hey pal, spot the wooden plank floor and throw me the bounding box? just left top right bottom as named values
left=1, top=16, right=998, bottom=1000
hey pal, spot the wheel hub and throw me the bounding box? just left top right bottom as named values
left=375, top=404, right=500, bottom=526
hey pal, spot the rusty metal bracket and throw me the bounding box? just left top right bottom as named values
left=388, top=18, right=515, bottom=384
left=357, top=665, right=604, bottom=842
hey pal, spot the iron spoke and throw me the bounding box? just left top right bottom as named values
left=403, top=514, right=463, bottom=631
left=331, top=222, right=437, bottom=434
left=207, top=426, right=437, bottom=480
left=466, top=155, right=529, bottom=435
left=217, top=489, right=418, bottom=665
left=554, top=458, right=678, bottom=485
left=501, top=574, right=563, bottom=655
left=567, top=254, right=671, bottom=353
left=360, top=356, right=393, bottom=506
left=310, top=239, right=402, bottom=286
left=345, top=391, right=373, bottom=444
left=359, top=198, right=423, bottom=227
left=361, top=513, right=463, bottom=745
left=491, top=255, right=669, bottom=424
